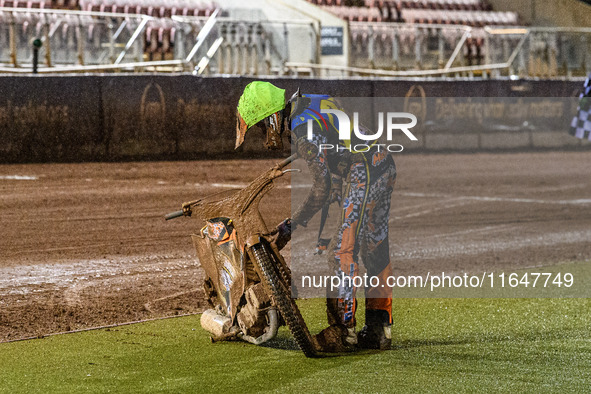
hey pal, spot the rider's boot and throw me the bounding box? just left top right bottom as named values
left=313, top=324, right=357, bottom=353
left=357, top=309, right=392, bottom=350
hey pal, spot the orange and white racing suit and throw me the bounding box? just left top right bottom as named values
left=290, top=94, right=397, bottom=329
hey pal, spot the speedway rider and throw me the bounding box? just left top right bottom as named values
left=236, top=81, right=396, bottom=352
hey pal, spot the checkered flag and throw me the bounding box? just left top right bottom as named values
left=569, top=76, right=591, bottom=140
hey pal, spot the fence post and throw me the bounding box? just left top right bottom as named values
left=231, top=23, right=238, bottom=75
left=484, top=32, right=490, bottom=66
left=108, top=21, right=115, bottom=63
left=218, top=23, right=227, bottom=74
left=41, top=15, right=51, bottom=67
left=438, top=29, right=444, bottom=68
left=282, top=23, right=289, bottom=75
left=251, top=23, right=261, bottom=76
left=241, top=23, right=248, bottom=75
left=414, top=27, right=422, bottom=69
left=392, top=28, right=399, bottom=70
left=368, top=25, right=375, bottom=69
left=519, top=35, right=528, bottom=77
left=309, top=23, right=314, bottom=65
left=76, top=17, right=84, bottom=65
left=9, top=13, right=18, bottom=67
left=312, top=21, right=320, bottom=66
left=264, top=31, right=271, bottom=75
left=582, top=34, right=589, bottom=75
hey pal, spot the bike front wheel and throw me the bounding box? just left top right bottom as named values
left=251, top=243, right=318, bottom=358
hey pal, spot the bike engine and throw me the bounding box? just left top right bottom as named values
left=237, top=283, right=272, bottom=338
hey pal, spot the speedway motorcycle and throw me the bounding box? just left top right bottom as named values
left=165, top=154, right=317, bottom=357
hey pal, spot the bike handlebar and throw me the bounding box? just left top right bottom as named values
left=165, top=210, right=184, bottom=220
left=164, top=153, right=298, bottom=221
left=277, top=153, right=297, bottom=170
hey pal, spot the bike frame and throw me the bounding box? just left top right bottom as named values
left=166, top=154, right=296, bottom=318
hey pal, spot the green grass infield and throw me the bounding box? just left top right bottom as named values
left=1, top=297, right=590, bottom=393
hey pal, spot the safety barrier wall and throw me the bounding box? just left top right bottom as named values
left=0, top=75, right=588, bottom=163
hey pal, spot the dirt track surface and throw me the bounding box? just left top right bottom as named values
left=1, top=152, right=591, bottom=341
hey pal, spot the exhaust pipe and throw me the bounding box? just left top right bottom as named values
left=240, top=308, right=279, bottom=345
left=200, top=309, right=234, bottom=338
left=201, top=308, right=279, bottom=345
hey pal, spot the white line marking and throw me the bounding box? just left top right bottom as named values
left=0, top=175, right=38, bottom=180
left=393, top=229, right=591, bottom=260
left=399, top=192, right=591, bottom=205
left=394, top=197, right=459, bottom=213
left=395, top=200, right=471, bottom=219
left=422, top=224, right=515, bottom=240
left=210, top=183, right=247, bottom=189
left=200, top=184, right=590, bottom=205
left=210, top=182, right=292, bottom=189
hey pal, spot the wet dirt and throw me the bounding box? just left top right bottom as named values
left=1, top=152, right=590, bottom=341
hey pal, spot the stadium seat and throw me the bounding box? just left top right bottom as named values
left=98, top=0, right=114, bottom=13
left=26, top=1, right=48, bottom=8
left=51, top=0, right=78, bottom=9
left=0, top=0, right=193, bottom=14
left=78, top=0, right=92, bottom=12
left=76, top=0, right=221, bottom=18
left=143, top=17, right=178, bottom=59
left=311, top=0, right=512, bottom=27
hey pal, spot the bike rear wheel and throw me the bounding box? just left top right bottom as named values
left=251, top=243, right=318, bottom=358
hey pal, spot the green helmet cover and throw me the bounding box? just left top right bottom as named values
left=237, top=81, right=286, bottom=128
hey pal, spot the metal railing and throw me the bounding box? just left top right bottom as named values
left=288, top=25, right=591, bottom=78
left=0, top=7, right=159, bottom=69
left=1, top=5, right=590, bottom=78
left=0, top=6, right=317, bottom=74
left=175, top=17, right=319, bottom=76
left=485, top=26, right=591, bottom=78
left=349, top=22, right=472, bottom=70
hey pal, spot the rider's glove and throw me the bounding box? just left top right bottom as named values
left=182, top=202, right=192, bottom=217
left=273, top=218, right=294, bottom=251
left=314, top=238, right=331, bottom=255
left=329, top=175, right=343, bottom=206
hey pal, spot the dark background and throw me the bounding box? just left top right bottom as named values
left=0, top=75, right=586, bottom=163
